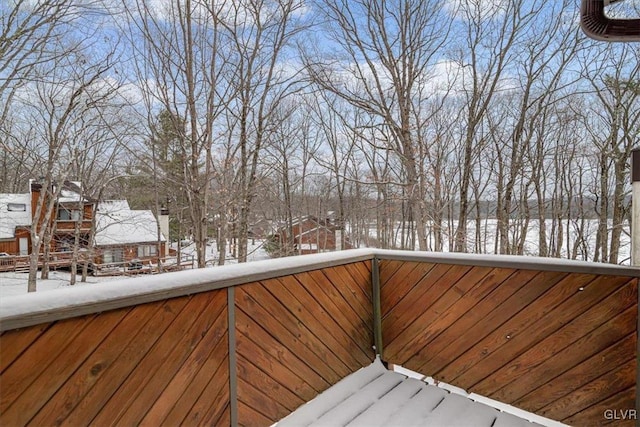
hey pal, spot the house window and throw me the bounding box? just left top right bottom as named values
left=137, top=245, right=158, bottom=258
left=103, top=249, right=124, bottom=263
left=7, top=203, right=26, bottom=212
left=58, top=208, right=81, bottom=221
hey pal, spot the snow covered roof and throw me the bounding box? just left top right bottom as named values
left=0, top=193, right=31, bottom=239
left=298, top=225, right=332, bottom=237
left=95, top=200, right=165, bottom=246
left=58, top=182, right=88, bottom=203
left=277, top=360, right=554, bottom=427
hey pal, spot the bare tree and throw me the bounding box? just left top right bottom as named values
left=7, top=33, right=120, bottom=290
left=121, top=0, right=233, bottom=267
left=306, top=0, right=451, bottom=251
left=220, top=0, right=309, bottom=262
left=451, top=0, right=544, bottom=252
left=583, top=44, right=640, bottom=264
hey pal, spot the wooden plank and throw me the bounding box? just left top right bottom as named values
left=378, top=259, right=405, bottom=286
left=514, top=333, right=637, bottom=412
left=29, top=301, right=164, bottom=425
left=563, top=386, right=636, bottom=427
left=403, top=267, right=517, bottom=370
left=320, top=265, right=372, bottom=327
left=428, top=270, right=569, bottom=384
left=3, top=308, right=129, bottom=426
left=237, top=355, right=306, bottom=412
left=235, top=326, right=318, bottom=403
left=235, top=306, right=332, bottom=393
left=162, top=332, right=228, bottom=426
left=180, top=356, right=230, bottom=427
left=404, top=268, right=540, bottom=375
left=208, top=403, right=230, bottom=427
left=307, top=268, right=372, bottom=333
left=238, top=401, right=273, bottom=427
left=139, top=294, right=227, bottom=426
left=0, top=323, right=50, bottom=374
left=361, top=258, right=372, bottom=274
left=533, top=306, right=638, bottom=421
left=459, top=273, right=609, bottom=392
left=477, top=278, right=637, bottom=401
left=114, top=291, right=223, bottom=426
left=238, top=377, right=290, bottom=424
left=89, top=291, right=217, bottom=426
left=237, top=283, right=346, bottom=382
left=381, top=262, right=437, bottom=318
left=1, top=315, right=95, bottom=414
left=341, top=261, right=373, bottom=299
left=273, top=275, right=371, bottom=369
left=380, top=260, right=419, bottom=289
left=381, top=262, right=447, bottom=341
left=450, top=272, right=598, bottom=390
left=539, top=359, right=636, bottom=425
left=294, top=271, right=373, bottom=362
left=383, top=264, right=477, bottom=362
left=60, top=296, right=190, bottom=426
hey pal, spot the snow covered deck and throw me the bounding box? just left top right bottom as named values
left=278, top=360, right=548, bottom=427
left=0, top=249, right=638, bottom=426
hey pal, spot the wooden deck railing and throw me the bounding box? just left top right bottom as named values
left=376, top=253, right=639, bottom=427
left=0, top=249, right=638, bottom=426
left=0, top=252, right=374, bottom=426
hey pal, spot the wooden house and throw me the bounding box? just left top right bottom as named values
left=0, top=182, right=166, bottom=272
left=275, top=215, right=353, bottom=255
left=0, top=193, right=32, bottom=256
left=93, top=200, right=166, bottom=266
left=0, top=181, right=94, bottom=257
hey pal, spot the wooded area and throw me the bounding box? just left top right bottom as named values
left=2, top=0, right=639, bottom=271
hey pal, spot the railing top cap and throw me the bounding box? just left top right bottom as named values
left=373, top=249, right=640, bottom=277
left=1, top=249, right=637, bottom=331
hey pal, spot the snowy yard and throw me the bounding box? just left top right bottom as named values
left=0, top=240, right=271, bottom=298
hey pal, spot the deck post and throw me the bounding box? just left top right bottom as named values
left=371, top=256, right=383, bottom=359
left=632, top=149, right=640, bottom=267
left=228, top=287, right=238, bottom=426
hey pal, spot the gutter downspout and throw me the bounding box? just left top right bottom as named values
left=581, top=0, right=640, bottom=42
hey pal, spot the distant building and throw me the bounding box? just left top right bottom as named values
left=274, top=215, right=352, bottom=255
left=0, top=181, right=167, bottom=271
left=0, top=181, right=94, bottom=257
left=94, top=200, right=167, bottom=265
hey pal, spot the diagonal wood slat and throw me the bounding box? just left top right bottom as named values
left=235, top=261, right=375, bottom=426
left=379, top=262, right=638, bottom=427
left=0, top=290, right=231, bottom=427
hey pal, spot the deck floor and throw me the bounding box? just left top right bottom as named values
left=277, top=360, right=545, bottom=427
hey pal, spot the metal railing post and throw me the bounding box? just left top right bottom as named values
left=228, top=287, right=238, bottom=426
left=371, top=256, right=383, bottom=359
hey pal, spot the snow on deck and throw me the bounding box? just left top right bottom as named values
left=277, top=360, right=549, bottom=427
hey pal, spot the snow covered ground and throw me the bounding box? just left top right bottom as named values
left=361, top=219, right=632, bottom=265
left=176, top=239, right=271, bottom=265
left=0, top=271, right=122, bottom=298
left=0, top=240, right=272, bottom=297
